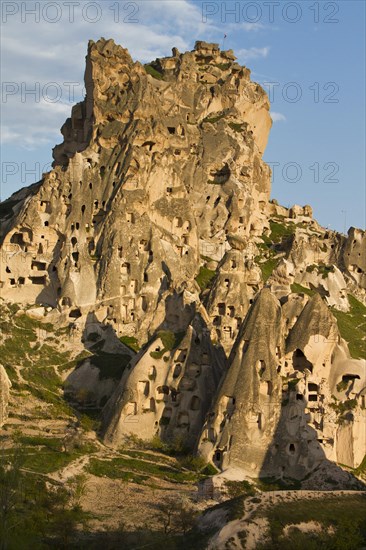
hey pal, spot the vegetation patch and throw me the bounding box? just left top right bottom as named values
left=221, top=495, right=249, bottom=521
left=269, top=220, right=296, bottom=243
left=149, top=330, right=185, bottom=359
left=336, top=378, right=349, bottom=392
left=255, top=476, right=302, bottom=491
left=229, top=122, right=246, bottom=132
left=87, top=455, right=200, bottom=484
left=353, top=454, right=366, bottom=479
left=319, top=264, right=335, bottom=278
left=195, top=266, right=216, bottom=290
left=59, top=349, right=92, bottom=372
left=0, top=451, right=89, bottom=548
left=259, top=258, right=279, bottom=282
left=256, top=494, right=366, bottom=549
left=290, top=283, right=316, bottom=297
left=17, top=435, right=63, bottom=450
left=331, top=294, right=366, bottom=359
left=119, top=335, right=140, bottom=352
left=215, top=62, right=231, bottom=71
left=23, top=365, right=61, bottom=393
left=144, top=64, right=164, bottom=80
left=306, top=263, right=335, bottom=278
left=178, top=455, right=218, bottom=475
left=159, top=330, right=185, bottom=351
left=121, top=449, right=176, bottom=466
left=329, top=398, right=358, bottom=423
left=3, top=439, right=96, bottom=474
left=202, top=112, right=226, bottom=124
left=225, top=479, right=256, bottom=499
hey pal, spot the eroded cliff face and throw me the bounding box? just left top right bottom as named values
left=199, top=291, right=365, bottom=477
left=0, top=365, right=11, bottom=427
left=0, top=39, right=271, bottom=337
left=0, top=38, right=365, bottom=478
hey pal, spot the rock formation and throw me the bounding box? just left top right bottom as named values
left=0, top=364, right=11, bottom=427
left=199, top=290, right=365, bottom=478
left=0, top=38, right=365, bottom=480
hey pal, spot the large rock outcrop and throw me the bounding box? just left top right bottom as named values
left=102, top=294, right=226, bottom=448
left=199, top=292, right=366, bottom=476
left=0, top=38, right=364, bottom=479
left=0, top=38, right=271, bottom=349
left=198, top=288, right=283, bottom=472
left=0, top=365, right=11, bottom=427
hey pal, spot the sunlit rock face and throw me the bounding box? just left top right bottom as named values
left=0, top=38, right=271, bottom=346
left=198, top=288, right=283, bottom=472
left=199, top=291, right=366, bottom=476
left=101, top=297, right=226, bottom=448
left=0, top=38, right=364, bottom=475
left=0, top=365, right=11, bottom=427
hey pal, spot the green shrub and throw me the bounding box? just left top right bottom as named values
left=119, top=335, right=140, bottom=352
left=195, top=266, right=216, bottom=290
left=331, top=294, right=366, bottom=359
left=149, top=349, right=165, bottom=359
left=144, top=64, right=164, bottom=80
left=259, top=258, right=279, bottom=282
left=225, top=480, right=256, bottom=499
left=336, top=379, right=349, bottom=392
left=149, top=330, right=185, bottom=359
left=202, top=113, right=226, bottom=124
left=229, top=122, right=246, bottom=132
left=269, top=220, right=295, bottom=243
left=290, top=283, right=316, bottom=297
left=178, top=455, right=217, bottom=474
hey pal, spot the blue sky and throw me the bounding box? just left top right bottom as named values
left=1, top=0, right=365, bottom=232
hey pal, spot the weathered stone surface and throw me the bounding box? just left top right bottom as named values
left=0, top=365, right=11, bottom=427
left=102, top=297, right=226, bottom=448
left=0, top=38, right=271, bottom=345
left=199, top=291, right=366, bottom=476
left=198, top=289, right=283, bottom=472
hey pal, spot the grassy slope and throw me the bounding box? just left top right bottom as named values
left=257, top=218, right=366, bottom=360
left=195, top=266, right=216, bottom=290
left=257, top=494, right=366, bottom=549
left=331, top=294, right=366, bottom=359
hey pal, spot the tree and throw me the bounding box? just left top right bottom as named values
left=156, top=496, right=198, bottom=536
left=0, top=439, right=89, bottom=549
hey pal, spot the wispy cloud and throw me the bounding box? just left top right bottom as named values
left=0, top=0, right=271, bottom=149
left=224, top=21, right=266, bottom=33
left=237, top=46, right=270, bottom=61
left=271, top=112, right=286, bottom=122
left=238, top=22, right=265, bottom=32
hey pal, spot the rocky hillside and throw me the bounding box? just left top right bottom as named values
left=0, top=38, right=365, bottom=520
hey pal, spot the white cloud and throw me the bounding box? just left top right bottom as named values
left=1, top=96, right=75, bottom=147
left=271, top=112, right=286, bottom=122
left=0, top=1, right=272, bottom=149
left=237, top=46, right=270, bottom=61
left=238, top=22, right=265, bottom=32
left=1, top=0, right=222, bottom=148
